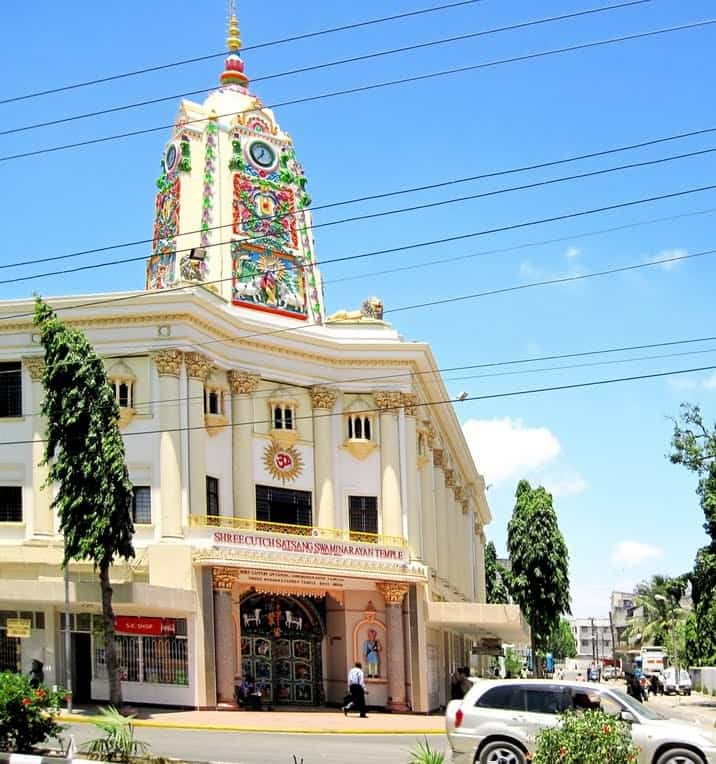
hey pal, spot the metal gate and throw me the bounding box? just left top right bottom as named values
left=0, top=631, right=20, bottom=672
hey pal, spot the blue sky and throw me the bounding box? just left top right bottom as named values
left=2, top=1, right=715, bottom=616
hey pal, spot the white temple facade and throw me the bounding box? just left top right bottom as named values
left=0, top=10, right=527, bottom=711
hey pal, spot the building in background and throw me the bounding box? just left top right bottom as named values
left=568, top=617, right=614, bottom=672
left=0, top=9, right=528, bottom=710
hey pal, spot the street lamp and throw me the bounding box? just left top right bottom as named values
left=654, top=594, right=678, bottom=674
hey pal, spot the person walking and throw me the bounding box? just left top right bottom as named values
left=343, top=662, right=367, bottom=718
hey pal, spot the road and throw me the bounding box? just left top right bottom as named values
left=62, top=723, right=447, bottom=764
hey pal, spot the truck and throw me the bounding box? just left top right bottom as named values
left=640, top=646, right=667, bottom=677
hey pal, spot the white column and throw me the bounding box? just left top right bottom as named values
left=419, top=442, right=437, bottom=571
left=402, top=394, right=422, bottom=558
left=185, top=352, right=212, bottom=517
left=374, top=392, right=403, bottom=539
left=377, top=582, right=409, bottom=712
left=23, top=358, right=53, bottom=537
left=228, top=371, right=260, bottom=520
left=153, top=350, right=184, bottom=538
left=433, top=450, right=449, bottom=586
left=213, top=576, right=236, bottom=704
left=310, top=387, right=338, bottom=530
left=474, top=522, right=487, bottom=603
left=444, top=468, right=458, bottom=592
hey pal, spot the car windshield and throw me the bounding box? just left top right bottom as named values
left=609, top=687, right=666, bottom=720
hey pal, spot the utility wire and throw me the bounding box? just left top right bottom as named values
left=3, top=123, right=715, bottom=274
left=0, top=0, right=486, bottom=105
left=3, top=17, right=713, bottom=164
left=4, top=363, right=716, bottom=446
left=0, top=1, right=653, bottom=137
left=3, top=142, right=716, bottom=288
left=3, top=181, right=715, bottom=324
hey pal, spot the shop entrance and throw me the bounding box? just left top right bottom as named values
left=72, top=633, right=92, bottom=703
left=240, top=593, right=324, bottom=705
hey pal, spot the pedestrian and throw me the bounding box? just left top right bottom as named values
left=28, top=659, right=44, bottom=689
left=459, top=667, right=472, bottom=697
left=450, top=667, right=464, bottom=700
left=626, top=671, right=644, bottom=703
left=343, top=661, right=367, bottom=718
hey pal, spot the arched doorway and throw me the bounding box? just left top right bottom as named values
left=240, top=592, right=325, bottom=705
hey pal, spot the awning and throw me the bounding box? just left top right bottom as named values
left=426, top=601, right=530, bottom=645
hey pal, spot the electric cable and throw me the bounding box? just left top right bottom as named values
left=3, top=17, right=713, bottom=163
left=0, top=0, right=487, bottom=105
left=1, top=1, right=653, bottom=137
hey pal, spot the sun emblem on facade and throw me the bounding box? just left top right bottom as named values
left=262, top=441, right=303, bottom=484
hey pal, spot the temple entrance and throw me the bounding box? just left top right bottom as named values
left=240, top=592, right=324, bottom=705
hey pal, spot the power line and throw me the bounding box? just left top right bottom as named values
left=4, top=143, right=716, bottom=289
left=3, top=17, right=713, bottom=164
left=3, top=181, right=715, bottom=324
left=1, top=1, right=652, bottom=137
left=3, top=123, right=715, bottom=274
left=0, top=0, right=486, bottom=106
left=4, top=363, right=716, bottom=446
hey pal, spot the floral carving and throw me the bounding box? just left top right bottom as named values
left=185, top=352, right=213, bottom=381
left=228, top=370, right=260, bottom=395
left=22, top=357, right=45, bottom=382
left=376, top=581, right=409, bottom=604
left=444, top=469, right=456, bottom=489
left=310, top=386, right=337, bottom=410
left=401, top=392, right=418, bottom=416
left=461, top=499, right=470, bottom=515
left=212, top=566, right=239, bottom=591
left=374, top=391, right=403, bottom=412
left=153, top=349, right=183, bottom=377
left=432, top=448, right=444, bottom=468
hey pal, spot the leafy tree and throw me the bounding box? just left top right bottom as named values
left=546, top=618, right=577, bottom=661
left=485, top=540, right=510, bottom=604
left=504, top=648, right=523, bottom=679
left=34, top=299, right=135, bottom=707
left=670, top=403, right=716, bottom=665
left=506, top=480, right=571, bottom=676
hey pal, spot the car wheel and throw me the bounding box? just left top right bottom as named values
left=655, top=748, right=704, bottom=764
left=478, top=740, right=526, bottom=764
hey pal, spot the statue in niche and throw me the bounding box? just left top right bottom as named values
left=363, top=628, right=382, bottom=678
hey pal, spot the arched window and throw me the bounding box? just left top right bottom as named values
left=203, top=381, right=228, bottom=436
left=344, top=400, right=376, bottom=460
left=107, top=361, right=137, bottom=429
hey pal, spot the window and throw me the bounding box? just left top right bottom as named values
left=256, top=485, right=312, bottom=528
left=349, top=496, right=378, bottom=537
left=524, top=686, right=570, bottom=715
left=273, top=405, right=294, bottom=430
left=570, top=688, right=622, bottom=716
left=347, top=414, right=372, bottom=441
left=132, top=486, right=152, bottom=525
left=0, top=363, right=21, bottom=418
left=0, top=487, right=22, bottom=523
left=206, top=477, right=220, bottom=517
left=204, top=386, right=225, bottom=416
left=118, top=382, right=133, bottom=409
left=475, top=684, right=525, bottom=711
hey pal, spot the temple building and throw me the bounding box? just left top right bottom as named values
left=0, top=8, right=528, bottom=711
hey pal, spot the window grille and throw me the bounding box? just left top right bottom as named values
left=0, top=363, right=21, bottom=418
left=0, top=632, right=20, bottom=672
left=206, top=477, right=220, bottom=516
left=256, top=485, right=312, bottom=527
left=349, top=496, right=378, bottom=537
left=132, top=486, right=152, bottom=524
left=0, top=486, right=22, bottom=523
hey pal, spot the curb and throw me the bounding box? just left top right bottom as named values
left=59, top=713, right=444, bottom=736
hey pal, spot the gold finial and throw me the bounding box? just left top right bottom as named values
left=227, top=0, right=242, bottom=52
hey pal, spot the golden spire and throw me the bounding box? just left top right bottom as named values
left=227, top=0, right=242, bottom=52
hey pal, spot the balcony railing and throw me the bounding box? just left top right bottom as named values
left=189, top=514, right=407, bottom=548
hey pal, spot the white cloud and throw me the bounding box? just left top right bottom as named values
left=518, top=259, right=584, bottom=282
left=702, top=373, right=716, bottom=390
left=610, top=541, right=663, bottom=567
left=668, top=372, right=716, bottom=392
left=462, top=417, right=561, bottom=484
left=565, top=246, right=581, bottom=259
left=647, top=248, right=687, bottom=271
left=540, top=471, right=588, bottom=497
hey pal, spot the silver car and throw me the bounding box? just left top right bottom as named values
left=446, top=679, right=716, bottom=764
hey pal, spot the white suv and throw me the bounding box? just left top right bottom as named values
left=446, top=679, right=716, bottom=764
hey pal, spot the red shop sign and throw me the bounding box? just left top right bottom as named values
left=115, top=616, right=176, bottom=636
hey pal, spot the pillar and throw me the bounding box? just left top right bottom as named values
left=444, top=467, right=458, bottom=592
left=185, top=352, right=212, bottom=517
left=474, top=522, right=487, bottom=603
left=419, top=430, right=437, bottom=572
left=402, top=394, right=421, bottom=558
left=433, top=449, right=449, bottom=586
left=23, top=358, right=53, bottom=537
left=310, top=387, right=338, bottom=529
left=212, top=570, right=236, bottom=704
left=153, top=350, right=183, bottom=538
left=377, top=581, right=409, bottom=712
left=374, top=392, right=403, bottom=539
left=228, top=371, right=260, bottom=520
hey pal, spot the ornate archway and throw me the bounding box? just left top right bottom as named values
left=239, top=592, right=325, bottom=705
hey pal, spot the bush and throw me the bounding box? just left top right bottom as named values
left=81, top=706, right=149, bottom=763
left=532, top=710, right=639, bottom=764
left=407, top=737, right=445, bottom=764
left=0, top=671, right=66, bottom=753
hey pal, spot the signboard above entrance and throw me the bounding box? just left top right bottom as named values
left=6, top=618, right=31, bottom=638
left=115, top=616, right=177, bottom=636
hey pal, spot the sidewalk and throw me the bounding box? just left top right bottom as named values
left=60, top=705, right=446, bottom=735
left=650, top=691, right=716, bottom=730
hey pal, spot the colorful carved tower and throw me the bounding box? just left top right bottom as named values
left=145, top=5, right=324, bottom=323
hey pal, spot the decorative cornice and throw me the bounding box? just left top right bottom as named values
left=153, top=349, right=183, bottom=377
left=454, top=485, right=465, bottom=503
left=22, top=356, right=45, bottom=382
left=185, top=351, right=212, bottom=381
left=374, top=391, right=403, bottom=412
left=310, top=386, right=338, bottom=410
left=227, top=370, right=260, bottom=395
left=432, top=448, right=444, bottom=469
left=444, top=469, right=456, bottom=489
left=212, top=566, right=239, bottom=591
left=376, top=581, right=409, bottom=604
left=461, top=499, right=470, bottom=515
left=401, top=392, right=418, bottom=416
left=424, top=421, right=436, bottom=448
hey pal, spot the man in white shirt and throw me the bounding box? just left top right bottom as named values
left=343, top=661, right=367, bottom=718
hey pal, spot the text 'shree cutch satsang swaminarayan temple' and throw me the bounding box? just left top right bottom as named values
left=0, top=6, right=528, bottom=711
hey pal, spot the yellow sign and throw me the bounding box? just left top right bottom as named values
left=6, top=618, right=31, bottom=638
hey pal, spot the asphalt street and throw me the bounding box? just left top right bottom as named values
left=62, top=723, right=447, bottom=764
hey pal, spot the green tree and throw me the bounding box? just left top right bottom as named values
left=34, top=299, right=135, bottom=707
left=506, top=480, right=571, bottom=676
left=485, top=541, right=510, bottom=604
left=670, top=403, right=716, bottom=665
left=546, top=618, right=577, bottom=661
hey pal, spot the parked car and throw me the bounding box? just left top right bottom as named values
left=603, top=666, right=616, bottom=681
left=662, top=667, right=692, bottom=696
left=445, top=678, right=716, bottom=764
